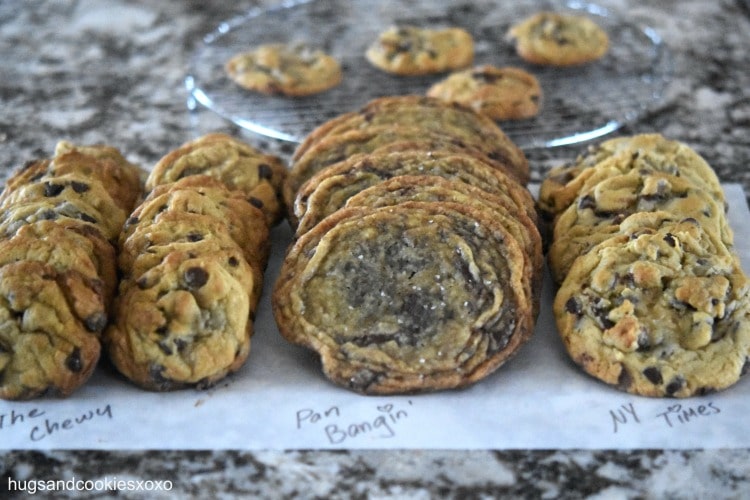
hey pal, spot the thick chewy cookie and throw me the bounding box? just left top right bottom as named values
left=0, top=142, right=142, bottom=400
left=427, top=65, right=542, bottom=120
left=147, top=133, right=287, bottom=226
left=273, top=202, right=534, bottom=394
left=507, top=11, right=609, bottom=66
left=548, top=170, right=734, bottom=283
left=225, top=43, right=342, bottom=97
left=105, top=251, right=256, bottom=391
left=538, top=134, right=725, bottom=224
left=554, top=218, right=750, bottom=397
left=365, top=25, right=474, bottom=75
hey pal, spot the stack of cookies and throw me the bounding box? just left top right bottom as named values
left=273, top=95, right=543, bottom=394
left=104, top=133, right=286, bottom=391
left=541, top=134, right=750, bottom=397
left=0, top=141, right=144, bottom=400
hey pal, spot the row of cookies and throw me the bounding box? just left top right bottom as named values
left=540, top=134, right=750, bottom=398
left=104, top=133, right=286, bottom=391
left=0, top=142, right=144, bottom=400
left=273, top=95, right=543, bottom=394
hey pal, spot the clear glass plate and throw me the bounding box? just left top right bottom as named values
left=186, top=0, right=672, bottom=149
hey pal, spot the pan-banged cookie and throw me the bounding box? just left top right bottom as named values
left=548, top=170, right=734, bottom=283
left=365, top=25, right=474, bottom=75
left=506, top=11, right=609, bottom=66
left=225, top=43, right=342, bottom=97
left=105, top=250, right=256, bottom=391
left=121, top=176, right=270, bottom=268
left=293, top=150, right=537, bottom=236
left=343, top=175, right=543, bottom=315
left=554, top=217, right=750, bottom=398
left=147, top=133, right=287, bottom=226
left=285, top=125, right=526, bottom=214
left=538, top=134, right=725, bottom=224
left=292, top=96, right=528, bottom=183
left=273, top=202, right=535, bottom=394
left=0, top=260, right=104, bottom=400
left=427, top=65, right=542, bottom=120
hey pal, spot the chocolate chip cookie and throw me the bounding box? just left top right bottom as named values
left=273, top=201, right=534, bottom=394
left=427, top=65, right=542, bottom=120
left=225, top=42, right=342, bottom=96
left=554, top=218, right=750, bottom=397
left=507, top=11, right=609, bottom=66
left=365, top=25, right=474, bottom=75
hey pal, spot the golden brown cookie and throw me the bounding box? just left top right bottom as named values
left=273, top=201, right=534, bottom=394
left=365, top=25, right=474, bottom=75
left=506, top=11, right=609, bottom=66
left=292, top=149, right=537, bottom=236
left=225, top=42, right=342, bottom=96
left=147, top=133, right=287, bottom=226
left=427, top=65, right=542, bottom=120
left=105, top=250, right=256, bottom=391
left=291, top=96, right=528, bottom=184
left=554, top=217, right=750, bottom=397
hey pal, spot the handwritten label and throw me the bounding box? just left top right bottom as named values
left=609, top=401, right=721, bottom=433
left=0, top=404, right=113, bottom=443
left=295, top=401, right=413, bottom=445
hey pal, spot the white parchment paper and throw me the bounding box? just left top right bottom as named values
left=2, top=185, right=749, bottom=450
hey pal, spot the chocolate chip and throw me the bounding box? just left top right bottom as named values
left=155, top=325, right=168, bottom=336
left=65, top=348, right=82, bottom=373
left=228, top=256, right=239, bottom=267
left=663, top=233, right=676, bottom=247
left=136, top=276, right=149, bottom=289
left=248, top=197, right=264, bottom=209
left=187, top=232, right=204, bottom=242
left=84, top=312, right=107, bottom=333
left=70, top=181, right=90, bottom=193
left=175, top=338, right=188, bottom=352
left=40, top=209, right=58, bottom=220
left=79, top=213, right=97, bottom=224
left=565, top=297, right=582, bottom=315
left=43, top=182, right=64, bottom=197
left=258, top=164, right=273, bottom=179
left=157, top=341, right=173, bottom=356
left=643, top=367, right=663, bottom=385
left=184, top=267, right=208, bottom=289
left=578, top=194, right=596, bottom=210
left=127, top=216, right=139, bottom=225
left=665, top=377, right=685, bottom=396
left=617, top=366, right=633, bottom=390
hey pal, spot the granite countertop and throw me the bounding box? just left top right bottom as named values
left=2, top=0, right=750, bottom=498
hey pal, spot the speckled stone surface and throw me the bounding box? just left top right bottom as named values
left=1, top=0, right=750, bottom=498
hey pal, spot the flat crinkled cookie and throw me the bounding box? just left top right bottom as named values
left=225, top=43, right=342, bottom=97
left=554, top=218, right=750, bottom=398
left=506, top=11, right=609, bottom=66
left=292, top=149, right=537, bottom=236
left=273, top=201, right=534, bottom=395
left=427, top=65, right=542, bottom=120
left=365, top=25, right=474, bottom=75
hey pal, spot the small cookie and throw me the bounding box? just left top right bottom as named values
left=427, top=65, right=542, bottom=120
left=147, top=133, right=287, bottom=226
left=554, top=218, right=750, bottom=397
left=507, top=12, right=609, bottom=66
left=225, top=43, right=342, bottom=97
left=273, top=202, right=534, bottom=394
left=365, top=25, right=474, bottom=75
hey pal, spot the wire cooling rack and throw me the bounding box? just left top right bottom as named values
left=186, top=0, right=672, bottom=149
